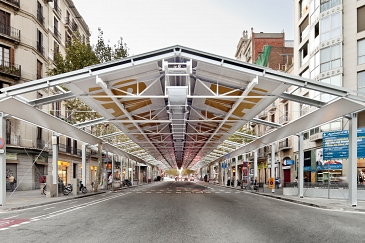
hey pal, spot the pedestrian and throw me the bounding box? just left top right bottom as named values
left=108, top=173, right=113, bottom=190
left=8, top=173, right=15, bottom=192
left=294, top=176, right=298, bottom=187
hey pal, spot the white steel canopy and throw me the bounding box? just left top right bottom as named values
left=0, top=45, right=364, bottom=169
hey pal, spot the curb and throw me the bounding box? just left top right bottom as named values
left=3, top=191, right=106, bottom=211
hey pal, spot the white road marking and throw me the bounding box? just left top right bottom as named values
left=43, top=207, right=56, bottom=210
left=4, top=215, right=18, bottom=219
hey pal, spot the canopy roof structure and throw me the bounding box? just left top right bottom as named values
left=0, top=45, right=364, bottom=170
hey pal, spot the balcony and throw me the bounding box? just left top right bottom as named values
left=53, top=3, right=62, bottom=18
left=258, top=110, right=268, bottom=119
left=0, top=61, right=21, bottom=79
left=36, top=139, right=45, bottom=149
left=279, top=115, right=289, bottom=124
left=0, top=23, right=21, bottom=43
left=36, top=41, right=45, bottom=56
left=309, top=132, right=323, bottom=142
left=53, top=26, right=61, bottom=40
left=267, top=104, right=276, bottom=112
left=1, top=0, right=20, bottom=9
left=37, top=10, right=45, bottom=26
left=278, top=139, right=291, bottom=150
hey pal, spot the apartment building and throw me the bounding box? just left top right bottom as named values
left=235, top=29, right=295, bottom=185
left=292, top=0, right=365, bottom=184
left=0, top=0, right=99, bottom=191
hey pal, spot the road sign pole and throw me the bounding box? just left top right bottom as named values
left=271, top=143, right=275, bottom=193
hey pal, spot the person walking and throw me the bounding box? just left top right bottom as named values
left=108, top=173, right=113, bottom=190
left=8, top=173, right=15, bottom=192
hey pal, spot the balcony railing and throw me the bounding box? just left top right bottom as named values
left=279, top=115, right=289, bottom=124
left=54, top=3, right=62, bottom=17
left=36, top=139, right=45, bottom=149
left=2, top=0, right=20, bottom=8
left=58, top=143, right=83, bottom=156
left=53, top=26, right=61, bottom=40
left=0, top=23, right=21, bottom=41
left=0, top=60, right=21, bottom=78
left=36, top=41, right=44, bottom=56
left=37, top=10, right=45, bottom=26
left=278, top=139, right=291, bottom=150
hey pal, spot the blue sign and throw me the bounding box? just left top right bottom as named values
left=284, top=160, right=294, bottom=165
left=222, top=163, right=227, bottom=169
left=323, top=128, right=365, bottom=160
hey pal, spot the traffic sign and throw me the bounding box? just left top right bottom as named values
left=268, top=177, right=275, bottom=189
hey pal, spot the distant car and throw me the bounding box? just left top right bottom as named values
left=184, top=177, right=188, bottom=181
left=190, top=177, right=194, bottom=181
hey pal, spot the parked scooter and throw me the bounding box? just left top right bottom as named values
left=63, top=183, right=73, bottom=195
left=79, top=181, right=88, bottom=194
left=122, top=179, right=132, bottom=187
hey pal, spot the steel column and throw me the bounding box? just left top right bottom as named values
left=348, top=113, right=358, bottom=206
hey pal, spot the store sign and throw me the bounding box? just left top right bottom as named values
left=284, top=160, right=294, bottom=165
left=323, top=128, right=365, bottom=160
left=6, top=153, right=17, bottom=160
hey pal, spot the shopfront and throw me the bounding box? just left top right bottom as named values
left=58, top=161, right=70, bottom=185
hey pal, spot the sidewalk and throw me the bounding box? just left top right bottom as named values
left=0, top=185, right=137, bottom=212
left=209, top=182, right=365, bottom=212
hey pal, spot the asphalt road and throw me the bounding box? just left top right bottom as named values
left=1, top=180, right=364, bottom=243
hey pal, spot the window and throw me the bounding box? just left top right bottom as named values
left=54, top=17, right=61, bottom=40
left=310, top=126, right=321, bottom=135
left=37, top=60, right=42, bottom=79
left=321, top=120, right=341, bottom=132
left=359, top=39, right=365, bottom=65
left=0, top=45, right=10, bottom=67
left=358, top=6, right=365, bottom=33
left=320, top=0, right=341, bottom=13
left=359, top=71, right=365, bottom=94
left=53, top=41, right=59, bottom=61
left=37, top=29, right=43, bottom=55
left=310, top=51, right=320, bottom=79
left=303, top=131, right=309, bottom=140
left=0, top=10, right=10, bottom=36
left=37, top=1, right=43, bottom=25
left=66, top=137, right=71, bottom=153
left=320, top=12, right=341, bottom=43
left=300, top=42, right=309, bottom=67
left=299, top=0, right=309, bottom=18
left=320, top=75, right=342, bottom=101
left=73, top=140, right=77, bottom=155
left=6, top=119, right=11, bottom=144
left=320, top=43, right=341, bottom=72
left=300, top=17, right=309, bottom=42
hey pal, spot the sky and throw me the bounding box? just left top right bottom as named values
left=72, top=0, right=294, bottom=59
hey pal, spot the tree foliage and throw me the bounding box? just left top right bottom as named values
left=47, top=29, right=129, bottom=126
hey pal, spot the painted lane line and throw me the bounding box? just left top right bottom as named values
left=43, top=207, right=56, bottom=210
left=4, top=215, right=18, bottom=219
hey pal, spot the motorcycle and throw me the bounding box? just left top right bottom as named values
left=79, top=181, right=88, bottom=194
left=122, top=179, right=132, bottom=187
left=63, top=183, right=73, bottom=195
